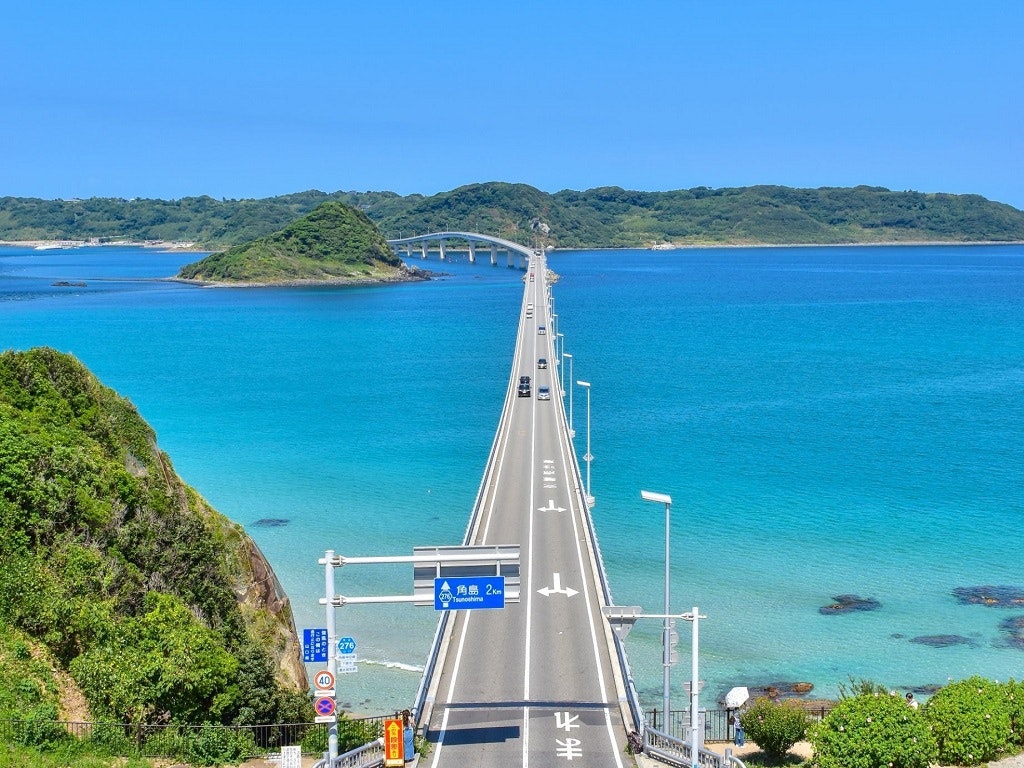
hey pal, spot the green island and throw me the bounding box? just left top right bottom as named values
left=176, top=201, right=425, bottom=285
left=0, top=348, right=318, bottom=765
left=3, top=182, right=1024, bottom=250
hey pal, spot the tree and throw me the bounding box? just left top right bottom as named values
left=739, top=697, right=811, bottom=761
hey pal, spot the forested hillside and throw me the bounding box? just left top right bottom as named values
left=3, top=183, right=1024, bottom=248
left=0, top=349, right=309, bottom=732
left=177, top=200, right=419, bottom=284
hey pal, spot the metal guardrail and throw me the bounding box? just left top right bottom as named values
left=645, top=705, right=834, bottom=743
left=643, top=727, right=746, bottom=768
left=312, top=737, right=385, bottom=768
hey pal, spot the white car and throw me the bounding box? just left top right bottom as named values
left=538, top=386, right=551, bottom=400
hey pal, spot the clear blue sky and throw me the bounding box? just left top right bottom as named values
left=4, top=0, right=1022, bottom=207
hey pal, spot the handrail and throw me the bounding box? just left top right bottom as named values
left=311, top=736, right=385, bottom=768
left=644, top=726, right=732, bottom=768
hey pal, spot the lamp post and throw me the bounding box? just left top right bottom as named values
left=577, top=381, right=593, bottom=507
left=563, top=352, right=574, bottom=435
left=556, top=333, right=565, bottom=391
left=551, top=314, right=558, bottom=351
left=681, top=608, right=706, bottom=768
left=641, top=490, right=673, bottom=731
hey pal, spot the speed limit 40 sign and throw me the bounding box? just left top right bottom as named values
left=314, top=670, right=335, bottom=691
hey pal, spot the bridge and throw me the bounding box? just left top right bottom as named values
left=317, top=244, right=742, bottom=768
left=387, top=231, right=537, bottom=269
left=408, top=250, right=637, bottom=768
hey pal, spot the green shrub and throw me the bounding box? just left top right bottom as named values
left=337, top=717, right=383, bottom=754
left=1003, top=679, right=1024, bottom=747
left=925, top=676, right=1011, bottom=765
left=809, top=690, right=936, bottom=768
left=9, top=704, right=69, bottom=748
left=740, top=697, right=811, bottom=760
left=300, top=723, right=328, bottom=755
left=179, top=727, right=258, bottom=766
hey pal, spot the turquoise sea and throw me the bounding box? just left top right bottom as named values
left=2, top=243, right=1023, bottom=715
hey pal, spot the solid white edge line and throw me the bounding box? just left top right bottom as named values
left=605, top=708, right=626, bottom=768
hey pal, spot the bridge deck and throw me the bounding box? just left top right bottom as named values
left=418, top=255, right=633, bottom=768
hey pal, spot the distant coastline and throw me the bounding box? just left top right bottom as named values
left=6, top=238, right=1023, bottom=254
left=0, top=239, right=205, bottom=251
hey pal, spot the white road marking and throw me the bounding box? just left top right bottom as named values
left=538, top=572, right=579, bottom=598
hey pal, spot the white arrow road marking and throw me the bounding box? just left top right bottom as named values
left=538, top=573, right=579, bottom=598
left=538, top=499, right=567, bottom=512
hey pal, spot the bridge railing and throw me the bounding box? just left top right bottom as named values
left=311, top=737, right=385, bottom=768
left=643, top=727, right=747, bottom=768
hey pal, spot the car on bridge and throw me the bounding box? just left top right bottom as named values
left=538, top=325, right=546, bottom=335
left=518, top=375, right=531, bottom=397
left=537, top=386, right=551, bottom=400
left=537, top=358, right=547, bottom=369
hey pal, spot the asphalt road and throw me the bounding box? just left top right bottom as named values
left=420, top=256, right=633, bottom=768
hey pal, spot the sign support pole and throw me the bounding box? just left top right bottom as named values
left=325, top=549, right=338, bottom=761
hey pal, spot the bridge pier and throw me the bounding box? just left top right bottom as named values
left=439, top=238, right=446, bottom=261
left=420, top=242, right=428, bottom=260
left=468, top=241, right=477, bottom=264
left=490, top=243, right=498, bottom=266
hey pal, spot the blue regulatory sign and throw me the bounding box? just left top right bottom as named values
left=303, top=628, right=328, bottom=663
left=434, top=576, right=506, bottom=611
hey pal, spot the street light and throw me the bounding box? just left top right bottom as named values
left=577, top=381, right=593, bottom=507
left=556, top=333, right=565, bottom=389
left=563, top=353, right=574, bottom=436
left=641, top=490, right=674, bottom=731
left=680, top=608, right=706, bottom=767
left=551, top=313, right=558, bottom=349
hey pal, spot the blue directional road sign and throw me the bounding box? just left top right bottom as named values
left=302, top=628, right=328, bottom=662
left=434, top=576, right=506, bottom=610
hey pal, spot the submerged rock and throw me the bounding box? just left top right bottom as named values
left=820, top=594, right=882, bottom=614
left=997, top=616, right=1024, bottom=649
left=909, top=634, right=977, bottom=648
left=746, top=682, right=815, bottom=700
left=253, top=518, right=290, bottom=527
left=953, top=585, right=1024, bottom=608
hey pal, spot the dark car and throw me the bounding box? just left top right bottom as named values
left=517, top=381, right=531, bottom=397
left=520, top=375, right=531, bottom=385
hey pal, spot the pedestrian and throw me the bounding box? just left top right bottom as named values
left=905, top=692, right=919, bottom=709
left=402, top=709, right=416, bottom=763
left=730, top=711, right=745, bottom=747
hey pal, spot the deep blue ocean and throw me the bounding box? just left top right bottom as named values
left=2, top=243, right=1023, bottom=715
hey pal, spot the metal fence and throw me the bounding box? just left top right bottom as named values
left=645, top=705, right=834, bottom=743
